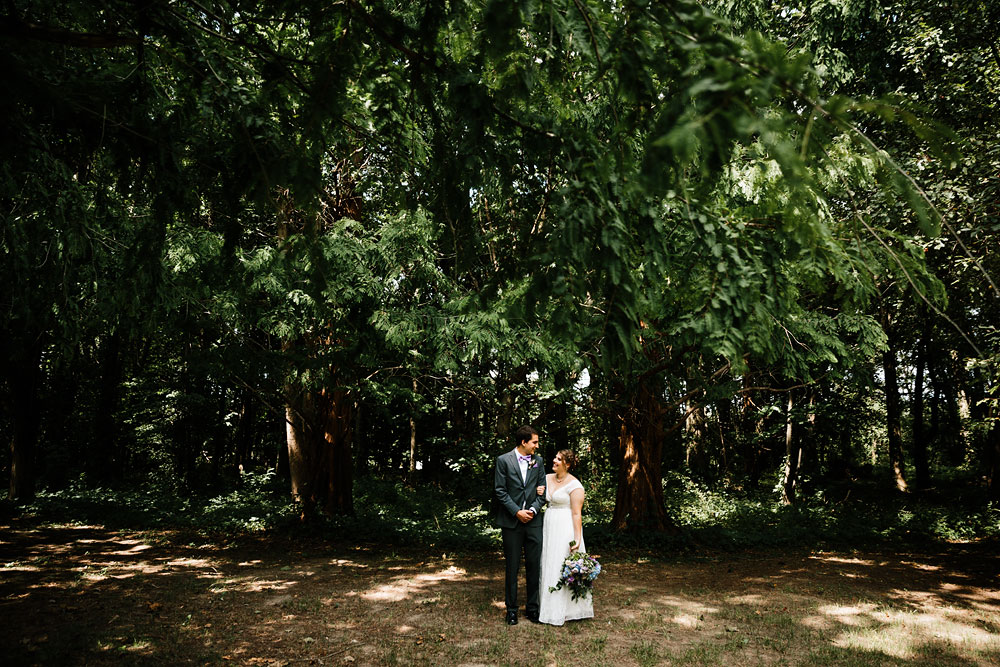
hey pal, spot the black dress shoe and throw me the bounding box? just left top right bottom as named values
left=526, top=612, right=541, bottom=624
left=505, top=610, right=518, bottom=625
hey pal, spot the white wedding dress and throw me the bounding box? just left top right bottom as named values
left=538, top=478, right=594, bottom=625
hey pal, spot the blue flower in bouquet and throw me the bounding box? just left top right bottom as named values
left=548, top=541, right=602, bottom=601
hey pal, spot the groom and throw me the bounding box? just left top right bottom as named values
left=492, top=425, right=546, bottom=625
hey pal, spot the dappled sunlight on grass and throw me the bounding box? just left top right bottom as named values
left=655, top=595, right=720, bottom=616
left=162, top=557, right=214, bottom=568
left=3, top=520, right=997, bottom=666
left=227, top=578, right=298, bottom=593
left=887, top=583, right=1000, bottom=614
left=813, top=600, right=1000, bottom=663
left=812, top=604, right=869, bottom=626
left=953, top=592, right=1000, bottom=614
left=3, top=562, right=42, bottom=572
left=836, top=626, right=919, bottom=660
left=898, top=558, right=943, bottom=572
left=107, top=542, right=153, bottom=556
left=361, top=565, right=468, bottom=602
left=639, top=595, right=722, bottom=629
left=96, top=638, right=156, bottom=657
left=810, top=555, right=877, bottom=566
left=671, top=613, right=705, bottom=628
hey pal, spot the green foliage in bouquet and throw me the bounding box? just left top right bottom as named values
left=549, top=542, right=603, bottom=602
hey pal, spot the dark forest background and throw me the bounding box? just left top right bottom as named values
left=2, top=0, right=998, bottom=549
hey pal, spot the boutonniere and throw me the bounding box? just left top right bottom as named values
left=527, top=456, right=538, bottom=469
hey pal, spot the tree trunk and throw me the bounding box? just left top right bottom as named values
left=716, top=397, right=732, bottom=480
left=173, top=360, right=202, bottom=490
left=611, top=380, right=678, bottom=533
left=984, top=363, right=1000, bottom=501
left=806, top=390, right=819, bottom=472
left=286, top=400, right=308, bottom=501
left=547, top=370, right=573, bottom=456
left=550, top=400, right=571, bottom=454
left=739, top=377, right=764, bottom=487
left=353, top=400, right=367, bottom=477
left=408, top=379, right=418, bottom=477
left=6, top=348, right=41, bottom=502
left=286, top=381, right=354, bottom=519
left=838, top=427, right=851, bottom=465
left=930, top=374, right=941, bottom=444
left=321, top=387, right=354, bottom=515
left=911, top=316, right=931, bottom=489
left=496, top=366, right=526, bottom=438
left=210, top=387, right=227, bottom=485
left=940, top=356, right=965, bottom=464
left=92, top=330, right=123, bottom=482
left=881, top=316, right=909, bottom=492
left=234, top=389, right=258, bottom=475
left=46, top=354, right=81, bottom=488
left=684, top=399, right=709, bottom=478
left=275, top=430, right=290, bottom=479
left=988, top=420, right=1000, bottom=502
left=781, top=392, right=799, bottom=505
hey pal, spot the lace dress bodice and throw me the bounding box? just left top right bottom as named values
left=546, top=478, right=582, bottom=508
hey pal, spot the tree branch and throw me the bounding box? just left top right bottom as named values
left=0, top=16, right=140, bottom=48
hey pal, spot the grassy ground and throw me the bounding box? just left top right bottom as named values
left=2, top=519, right=998, bottom=666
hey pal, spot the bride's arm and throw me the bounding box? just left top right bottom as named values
left=536, top=473, right=548, bottom=497
left=569, top=488, right=584, bottom=552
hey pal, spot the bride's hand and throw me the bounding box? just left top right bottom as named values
left=570, top=540, right=580, bottom=553
left=536, top=485, right=545, bottom=496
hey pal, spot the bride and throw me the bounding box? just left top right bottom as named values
left=536, top=449, right=594, bottom=625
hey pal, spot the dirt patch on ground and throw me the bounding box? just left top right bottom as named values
left=1, top=521, right=998, bottom=666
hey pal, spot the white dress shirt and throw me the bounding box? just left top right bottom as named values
left=513, top=449, right=536, bottom=514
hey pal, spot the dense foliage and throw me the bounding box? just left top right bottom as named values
left=2, top=0, right=997, bottom=538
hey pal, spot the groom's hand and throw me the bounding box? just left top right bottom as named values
left=516, top=509, right=533, bottom=523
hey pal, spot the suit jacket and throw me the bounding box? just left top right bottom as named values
left=492, top=450, right=546, bottom=529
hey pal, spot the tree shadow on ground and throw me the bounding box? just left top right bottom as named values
left=1, top=519, right=998, bottom=666
left=612, top=544, right=1000, bottom=666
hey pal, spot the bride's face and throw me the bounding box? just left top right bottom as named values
left=552, top=454, right=568, bottom=475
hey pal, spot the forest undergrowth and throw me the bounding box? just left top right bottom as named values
left=7, top=467, right=997, bottom=556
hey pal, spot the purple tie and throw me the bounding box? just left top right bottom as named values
left=518, top=455, right=531, bottom=463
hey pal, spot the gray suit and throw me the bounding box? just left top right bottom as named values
left=492, top=450, right=546, bottom=615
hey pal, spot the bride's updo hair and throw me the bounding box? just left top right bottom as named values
left=557, top=449, right=579, bottom=471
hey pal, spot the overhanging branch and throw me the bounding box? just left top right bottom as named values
left=0, top=16, right=141, bottom=48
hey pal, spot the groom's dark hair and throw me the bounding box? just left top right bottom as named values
left=514, top=425, right=538, bottom=446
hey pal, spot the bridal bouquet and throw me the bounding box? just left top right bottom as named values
left=549, top=542, right=602, bottom=601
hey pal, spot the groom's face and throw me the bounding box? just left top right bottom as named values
left=519, top=434, right=539, bottom=455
